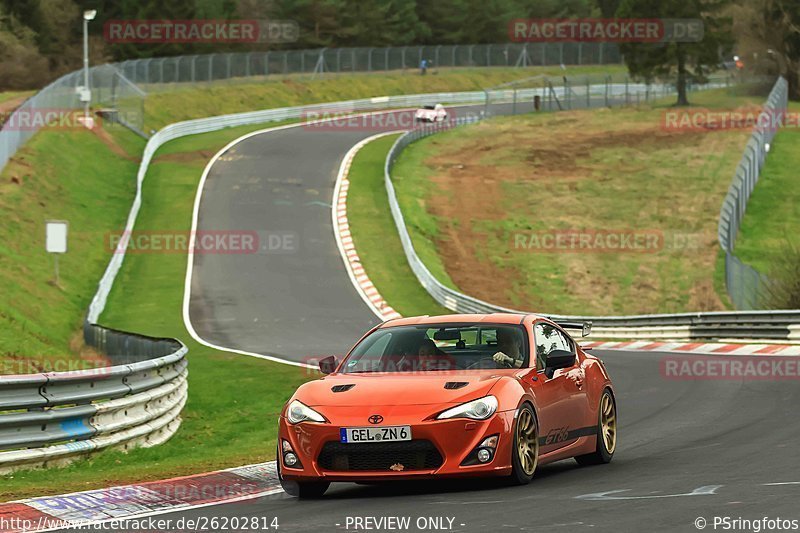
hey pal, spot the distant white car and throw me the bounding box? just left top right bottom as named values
left=415, top=104, right=448, bottom=123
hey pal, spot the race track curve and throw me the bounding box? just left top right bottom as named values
left=167, top=104, right=800, bottom=532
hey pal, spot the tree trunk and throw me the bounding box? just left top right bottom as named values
left=788, top=66, right=800, bottom=101
left=676, top=45, right=689, bottom=106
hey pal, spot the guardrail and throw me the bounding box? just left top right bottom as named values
left=718, top=77, right=788, bottom=309
left=0, top=324, right=187, bottom=474
left=383, top=98, right=800, bottom=342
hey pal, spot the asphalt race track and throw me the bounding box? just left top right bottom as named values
left=55, top=350, right=800, bottom=532
left=187, top=103, right=511, bottom=361
left=171, top=104, right=800, bottom=531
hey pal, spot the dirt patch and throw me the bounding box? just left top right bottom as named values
left=156, top=149, right=217, bottom=164
left=416, top=111, right=734, bottom=313
left=91, top=126, right=138, bottom=160
left=0, top=96, right=29, bottom=124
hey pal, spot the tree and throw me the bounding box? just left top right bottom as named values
left=617, top=0, right=733, bottom=106
left=732, top=0, right=800, bottom=100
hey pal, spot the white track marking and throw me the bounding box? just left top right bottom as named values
left=182, top=112, right=415, bottom=368
left=330, top=131, right=406, bottom=321
left=575, top=485, right=723, bottom=501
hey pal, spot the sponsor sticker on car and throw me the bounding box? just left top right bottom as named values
left=340, top=426, right=412, bottom=443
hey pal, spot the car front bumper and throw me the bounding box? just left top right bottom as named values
left=278, top=406, right=516, bottom=482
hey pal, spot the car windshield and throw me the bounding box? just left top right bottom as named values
left=342, top=324, right=529, bottom=373
left=423, top=105, right=436, bottom=109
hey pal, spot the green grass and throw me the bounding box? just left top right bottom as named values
left=0, top=90, right=33, bottom=105
left=143, top=65, right=626, bottom=130
left=347, top=134, right=450, bottom=317
left=389, top=88, right=761, bottom=315
left=0, top=123, right=316, bottom=501
left=733, top=102, right=800, bottom=274
left=0, top=125, right=144, bottom=368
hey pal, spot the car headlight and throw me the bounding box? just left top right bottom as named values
left=286, top=400, right=326, bottom=424
left=436, top=395, right=498, bottom=420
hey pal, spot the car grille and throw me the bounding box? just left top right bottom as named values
left=317, top=440, right=443, bottom=471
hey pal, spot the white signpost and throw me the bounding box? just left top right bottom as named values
left=46, top=220, right=68, bottom=285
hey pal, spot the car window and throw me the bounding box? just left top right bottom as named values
left=342, top=323, right=529, bottom=372
left=533, top=323, right=574, bottom=371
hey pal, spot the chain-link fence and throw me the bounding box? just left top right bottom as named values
left=0, top=64, right=144, bottom=171
left=0, top=43, right=619, bottom=177
left=718, top=77, right=788, bottom=309
left=115, top=43, right=621, bottom=87
left=483, top=72, right=735, bottom=114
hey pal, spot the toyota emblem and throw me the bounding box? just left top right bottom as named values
left=368, top=414, right=384, bottom=425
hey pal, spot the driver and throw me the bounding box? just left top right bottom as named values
left=418, top=339, right=456, bottom=370
left=492, top=327, right=524, bottom=368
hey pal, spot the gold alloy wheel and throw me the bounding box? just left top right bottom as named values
left=516, top=408, right=539, bottom=476
left=600, top=393, right=617, bottom=454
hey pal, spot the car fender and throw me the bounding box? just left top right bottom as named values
left=580, top=353, right=614, bottom=425
left=490, top=375, right=537, bottom=420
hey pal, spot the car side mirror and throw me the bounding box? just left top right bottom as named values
left=545, top=350, right=575, bottom=379
left=318, top=355, right=338, bottom=375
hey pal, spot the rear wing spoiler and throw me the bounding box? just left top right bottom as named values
left=553, top=320, right=592, bottom=337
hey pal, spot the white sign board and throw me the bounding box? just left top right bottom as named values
left=46, top=220, right=68, bottom=254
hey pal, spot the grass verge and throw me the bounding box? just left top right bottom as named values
left=733, top=101, right=800, bottom=275
left=346, top=134, right=450, bottom=317
left=389, top=88, right=762, bottom=315
left=1, top=122, right=315, bottom=501
left=0, top=125, right=143, bottom=367
left=143, top=65, right=626, bottom=129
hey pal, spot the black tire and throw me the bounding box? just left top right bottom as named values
left=508, top=403, right=539, bottom=485
left=277, top=445, right=330, bottom=499
left=575, top=389, right=617, bottom=466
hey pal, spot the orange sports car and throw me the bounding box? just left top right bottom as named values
left=277, top=313, right=617, bottom=498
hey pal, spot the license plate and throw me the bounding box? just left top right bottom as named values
left=340, top=426, right=412, bottom=444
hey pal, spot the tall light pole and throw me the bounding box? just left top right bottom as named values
left=82, top=10, right=97, bottom=123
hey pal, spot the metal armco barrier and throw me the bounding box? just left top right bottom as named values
left=384, top=102, right=800, bottom=342
left=0, top=324, right=187, bottom=473
left=718, top=77, right=788, bottom=309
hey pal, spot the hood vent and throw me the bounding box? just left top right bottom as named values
left=331, top=384, right=355, bottom=393
left=444, top=381, right=469, bottom=390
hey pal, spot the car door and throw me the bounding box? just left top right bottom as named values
left=530, top=322, right=591, bottom=453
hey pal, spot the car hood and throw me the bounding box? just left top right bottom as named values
left=295, top=370, right=506, bottom=407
